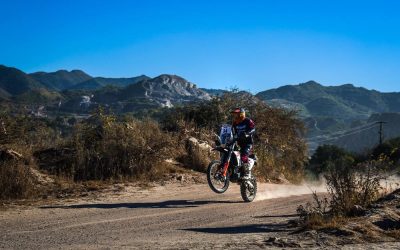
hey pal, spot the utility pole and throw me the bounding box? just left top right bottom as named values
left=376, top=121, right=387, bottom=145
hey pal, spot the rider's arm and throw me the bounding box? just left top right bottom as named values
left=247, top=128, right=255, bottom=136
left=245, top=119, right=255, bottom=136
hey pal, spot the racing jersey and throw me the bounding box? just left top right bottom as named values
left=233, top=117, right=255, bottom=145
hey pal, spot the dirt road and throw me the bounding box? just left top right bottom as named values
left=1, top=183, right=399, bottom=249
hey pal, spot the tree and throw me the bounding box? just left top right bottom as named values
left=307, top=144, right=354, bottom=176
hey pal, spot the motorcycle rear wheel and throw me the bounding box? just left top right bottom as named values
left=207, top=160, right=230, bottom=194
left=240, top=177, right=257, bottom=202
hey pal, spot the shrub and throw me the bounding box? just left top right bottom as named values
left=324, top=156, right=387, bottom=215
left=307, top=144, right=355, bottom=177
left=298, top=151, right=390, bottom=231
left=296, top=191, right=345, bottom=230
left=66, top=109, right=176, bottom=181
left=0, top=112, right=62, bottom=149
left=371, top=137, right=400, bottom=167
left=0, top=159, right=35, bottom=200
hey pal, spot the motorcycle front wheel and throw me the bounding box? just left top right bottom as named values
left=207, top=160, right=230, bottom=194
left=240, top=177, right=257, bottom=202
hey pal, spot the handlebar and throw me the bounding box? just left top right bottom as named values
left=212, top=146, right=229, bottom=152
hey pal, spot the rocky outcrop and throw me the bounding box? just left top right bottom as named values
left=123, top=74, right=211, bottom=107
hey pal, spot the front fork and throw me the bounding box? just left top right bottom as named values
left=219, top=147, right=234, bottom=178
left=221, top=161, right=230, bottom=177
left=245, top=179, right=254, bottom=190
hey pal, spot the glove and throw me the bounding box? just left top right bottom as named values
left=239, top=132, right=249, bottom=141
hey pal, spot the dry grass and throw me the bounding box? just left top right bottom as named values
left=64, top=115, right=178, bottom=181
left=351, top=224, right=384, bottom=242
left=386, top=229, right=400, bottom=240
left=325, top=158, right=385, bottom=216
left=301, top=213, right=347, bottom=231
left=0, top=159, right=36, bottom=200
left=297, top=191, right=338, bottom=230
left=1, top=108, right=211, bottom=200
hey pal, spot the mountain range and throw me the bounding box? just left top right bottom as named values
left=0, top=65, right=151, bottom=94
left=255, top=81, right=400, bottom=152
left=256, top=81, right=400, bottom=121
left=2, top=64, right=400, bottom=152
left=0, top=65, right=211, bottom=108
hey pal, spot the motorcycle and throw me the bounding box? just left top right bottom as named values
left=207, top=124, right=258, bottom=202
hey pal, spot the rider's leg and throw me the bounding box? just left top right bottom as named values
left=240, top=144, right=252, bottom=179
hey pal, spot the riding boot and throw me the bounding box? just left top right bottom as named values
left=243, top=163, right=251, bottom=180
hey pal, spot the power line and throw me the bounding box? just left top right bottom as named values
left=307, top=123, right=378, bottom=144
left=306, top=121, right=378, bottom=142
left=307, top=121, right=377, bottom=141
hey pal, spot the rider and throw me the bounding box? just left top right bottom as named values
left=231, top=107, right=255, bottom=179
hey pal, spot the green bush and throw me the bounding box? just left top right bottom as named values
left=371, top=137, right=400, bottom=166
left=307, top=144, right=355, bottom=177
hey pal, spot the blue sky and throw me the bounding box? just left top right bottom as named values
left=1, top=0, right=400, bottom=92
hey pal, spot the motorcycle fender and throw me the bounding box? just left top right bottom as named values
left=233, top=151, right=241, bottom=166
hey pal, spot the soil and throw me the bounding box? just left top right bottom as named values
left=1, top=180, right=400, bottom=249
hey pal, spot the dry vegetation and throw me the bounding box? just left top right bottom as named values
left=161, top=90, right=308, bottom=183
left=296, top=150, right=400, bottom=246
left=0, top=91, right=307, bottom=200
left=294, top=186, right=400, bottom=246
left=0, top=159, right=36, bottom=200
left=0, top=113, right=58, bottom=200
left=66, top=113, right=177, bottom=181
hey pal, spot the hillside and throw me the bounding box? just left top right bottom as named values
left=0, top=65, right=152, bottom=96
left=0, top=65, right=212, bottom=114
left=0, top=65, right=43, bottom=96
left=59, top=74, right=211, bottom=113
left=318, top=113, right=400, bottom=153
left=200, top=88, right=228, bottom=96
left=256, top=81, right=400, bottom=152
left=256, top=81, right=400, bottom=120
left=123, top=74, right=211, bottom=101
left=30, top=70, right=92, bottom=90
left=69, top=75, right=150, bottom=90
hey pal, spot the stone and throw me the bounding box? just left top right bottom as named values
left=349, top=205, right=366, bottom=216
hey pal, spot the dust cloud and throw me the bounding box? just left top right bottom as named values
left=255, top=182, right=327, bottom=201
left=255, top=175, right=400, bottom=201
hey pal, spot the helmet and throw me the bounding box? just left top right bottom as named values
left=231, top=107, right=245, bottom=114
left=231, top=107, right=246, bottom=123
